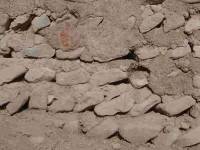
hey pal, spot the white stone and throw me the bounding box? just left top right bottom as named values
left=32, top=14, right=51, bottom=32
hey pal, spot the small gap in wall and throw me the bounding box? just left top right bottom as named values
left=145, top=0, right=165, bottom=5
left=109, top=79, right=130, bottom=86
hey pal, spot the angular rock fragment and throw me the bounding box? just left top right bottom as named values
left=90, top=69, right=127, bottom=86
left=0, top=65, right=27, bottom=85
left=94, top=91, right=135, bottom=116
left=24, top=44, right=55, bottom=58
left=6, top=92, right=29, bottom=115
left=185, top=15, right=200, bottom=34
left=174, top=126, right=200, bottom=147
left=129, top=71, right=149, bottom=88
left=139, top=13, right=164, bottom=33
left=129, top=94, right=161, bottom=117
left=135, top=46, right=160, bottom=60
left=163, top=11, right=185, bottom=32
left=48, top=95, right=75, bottom=113
left=73, top=88, right=104, bottom=112
left=119, top=113, right=166, bottom=145
left=156, top=96, right=196, bottom=116
left=25, top=67, right=56, bottom=83
left=86, top=118, right=119, bottom=139
left=32, top=14, right=51, bottom=32
left=56, top=68, right=90, bottom=86
left=56, top=47, right=85, bottom=60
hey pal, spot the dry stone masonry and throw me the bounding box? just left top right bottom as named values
left=2, top=0, right=200, bottom=150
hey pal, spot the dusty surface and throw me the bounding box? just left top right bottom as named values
left=2, top=0, right=200, bottom=150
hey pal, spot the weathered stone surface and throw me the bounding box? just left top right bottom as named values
left=94, top=91, right=135, bottom=116
left=56, top=47, right=85, bottom=60
left=0, top=65, right=27, bottom=85
left=174, top=126, right=200, bottom=147
left=129, top=71, right=149, bottom=88
left=135, top=46, right=160, bottom=60
left=6, top=91, right=29, bottom=115
left=129, top=94, right=161, bottom=117
left=25, top=67, right=56, bottom=83
left=139, top=13, right=164, bottom=33
left=185, top=15, right=200, bottom=34
left=24, top=44, right=55, bottom=58
left=56, top=68, right=90, bottom=86
left=119, top=113, right=166, bottom=145
left=193, top=45, right=200, bottom=58
left=163, top=11, right=185, bottom=32
left=169, top=45, right=191, bottom=59
left=73, top=88, right=104, bottom=112
left=157, top=96, right=196, bottom=116
left=90, top=69, right=127, bottom=86
left=32, top=14, right=51, bottom=32
left=193, top=74, right=200, bottom=89
left=48, top=95, right=75, bottom=113
left=86, top=118, right=119, bottom=139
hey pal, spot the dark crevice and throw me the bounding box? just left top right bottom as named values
left=16, top=98, right=30, bottom=115
left=109, top=79, right=130, bottom=85
left=5, top=18, right=14, bottom=30
left=145, top=0, right=165, bottom=5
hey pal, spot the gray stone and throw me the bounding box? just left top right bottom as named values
left=0, top=65, right=27, bottom=85
left=56, top=68, right=90, bottom=86
left=32, top=14, right=51, bottom=32
left=24, top=44, right=55, bottom=58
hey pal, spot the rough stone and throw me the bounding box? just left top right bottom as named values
left=56, top=47, right=85, bottom=60
left=73, top=88, right=104, bottom=112
left=169, top=45, right=191, bottom=59
left=185, top=15, right=200, bottom=34
left=24, top=44, right=55, bottom=58
left=86, top=118, right=119, bottom=139
left=25, top=67, right=56, bottom=83
left=174, top=126, right=200, bottom=147
left=129, top=71, right=149, bottom=88
left=90, top=69, right=127, bottom=86
left=119, top=113, right=166, bottom=145
left=129, top=94, right=161, bottom=117
left=6, top=91, right=29, bottom=115
left=0, top=65, right=27, bottom=85
left=135, top=46, right=160, bottom=60
left=94, top=91, right=135, bottom=116
left=56, top=68, right=90, bottom=86
left=139, top=13, right=165, bottom=33
left=32, top=14, right=51, bottom=32
left=156, top=96, right=196, bottom=116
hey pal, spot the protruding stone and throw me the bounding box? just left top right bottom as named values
left=25, top=67, right=56, bottom=83
left=135, top=46, right=160, bottom=60
left=156, top=96, right=196, bottom=116
left=0, top=65, right=27, bottom=85
left=86, top=118, right=119, bottom=139
left=24, top=44, right=55, bottom=58
left=139, top=13, right=164, bottom=33
left=90, top=69, right=127, bottom=86
left=32, top=14, right=51, bottom=32
left=129, top=71, right=149, bottom=88
left=193, top=45, right=200, bottom=58
left=94, top=91, right=135, bottom=116
left=56, top=69, right=90, bottom=86
left=170, top=45, right=191, bottom=59
left=185, top=15, right=200, bottom=34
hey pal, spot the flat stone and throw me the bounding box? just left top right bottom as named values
left=32, top=14, right=51, bottom=32
left=24, top=44, right=55, bottom=58
left=163, top=11, right=185, bottom=32
left=0, top=65, right=27, bottom=85
left=94, top=91, right=135, bottom=116
left=90, top=69, right=127, bottom=86
left=135, top=46, right=160, bottom=60
left=48, top=95, right=75, bottom=113
left=129, top=94, right=161, bottom=117
left=129, top=71, right=149, bottom=88
left=56, top=47, right=85, bottom=60
left=185, top=15, right=200, bottom=34
left=86, top=118, right=119, bottom=139
left=170, top=45, right=191, bottom=59
left=6, top=91, right=29, bottom=115
left=139, top=13, right=164, bottom=33
left=73, top=88, right=104, bottom=112
left=25, top=67, right=56, bottom=83
left=174, top=126, right=200, bottom=147
left=193, top=45, right=200, bottom=58
left=156, top=96, right=196, bottom=116
left=119, top=113, right=166, bottom=145
left=56, top=68, right=90, bottom=86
